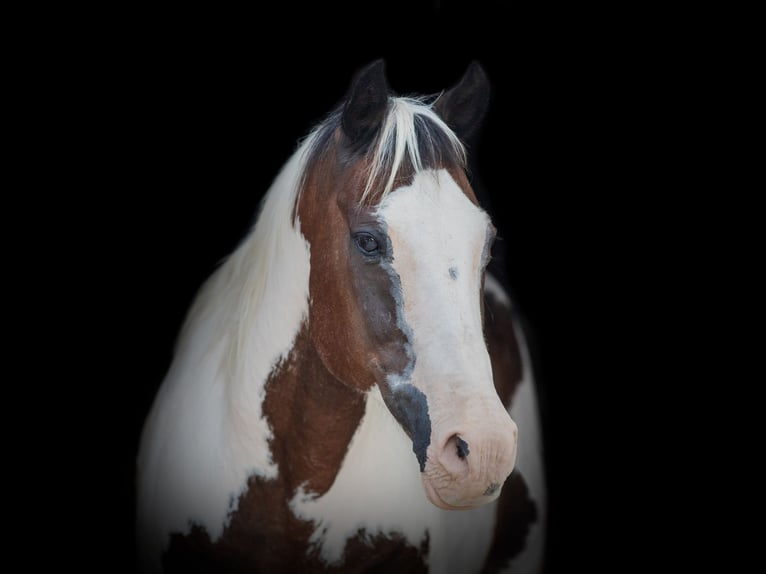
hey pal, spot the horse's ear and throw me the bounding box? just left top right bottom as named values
left=341, top=59, right=390, bottom=148
left=434, top=61, right=490, bottom=141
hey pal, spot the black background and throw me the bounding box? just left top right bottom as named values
left=50, top=2, right=676, bottom=572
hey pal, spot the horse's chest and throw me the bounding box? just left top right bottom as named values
left=164, top=391, right=498, bottom=573
left=287, top=391, right=498, bottom=573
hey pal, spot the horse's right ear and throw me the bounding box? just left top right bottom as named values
left=341, top=59, right=390, bottom=148
left=434, top=61, right=491, bottom=142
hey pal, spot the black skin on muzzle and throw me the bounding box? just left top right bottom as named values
left=383, top=384, right=431, bottom=472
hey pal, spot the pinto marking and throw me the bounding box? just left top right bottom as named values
left=136, top=140, right=316, bottom=571
left=136, top=59, right=545, bottom=574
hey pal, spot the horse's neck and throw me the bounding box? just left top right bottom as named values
left=262, top=324, right=367, bottom=496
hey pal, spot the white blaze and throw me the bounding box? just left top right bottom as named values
left=376, top=169, right=495, bottom=408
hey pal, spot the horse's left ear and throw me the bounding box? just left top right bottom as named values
left=434, top=61, right=491, bottom=141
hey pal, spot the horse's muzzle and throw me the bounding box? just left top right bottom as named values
left=421, top=412, right=518, bottom=509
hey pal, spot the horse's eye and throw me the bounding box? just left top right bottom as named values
left=354, top=232, right=380, bottom=255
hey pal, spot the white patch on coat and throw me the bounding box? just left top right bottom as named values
left=135, top=139, right=315, bottom=572
left=290, top=388, right=499, bottom=574
left=485, top=273, right=547, bottom=573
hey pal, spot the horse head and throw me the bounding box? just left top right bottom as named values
left=296, top=60, right=517, bottom=510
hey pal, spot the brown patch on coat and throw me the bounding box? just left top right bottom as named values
left=161, top=325, right=428, bottom=572
left=483, top=288, right=524, bottom=408
left=296, top=132, right=412, bottom=393
left=482, top=283, right=539, bottom=569
left=163, top=519, right=428, bottom=574
left=262, top=326, right=368, bottom=495
left=481, top=471, right=539, bottom=573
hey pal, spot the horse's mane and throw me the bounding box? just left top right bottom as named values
left=175, top=95, right=467, bottom=398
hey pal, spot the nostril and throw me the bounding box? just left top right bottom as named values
left=438, top=434, right=472, bottom=478
left=455, top=436, right=470, bottom=459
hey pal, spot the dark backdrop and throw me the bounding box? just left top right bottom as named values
left=73, top=3, right=651, bottom=573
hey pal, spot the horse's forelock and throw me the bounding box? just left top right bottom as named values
left=298, top=96, right=467, bottom=210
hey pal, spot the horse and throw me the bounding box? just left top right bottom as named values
left=136, top=59, right=546, bottom=573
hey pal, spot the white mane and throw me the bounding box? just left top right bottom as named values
left=136, top=129, right=317, bottom=569
left=360, top=96, right=466, bottom=204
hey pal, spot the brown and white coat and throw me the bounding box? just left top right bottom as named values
left=137, top=60, right=546, bottom=574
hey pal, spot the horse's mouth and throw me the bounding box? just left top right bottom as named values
left=421, top=474, right=489, bottom=511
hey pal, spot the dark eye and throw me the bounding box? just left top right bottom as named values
left=354, top=232, right=380, bottom=255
